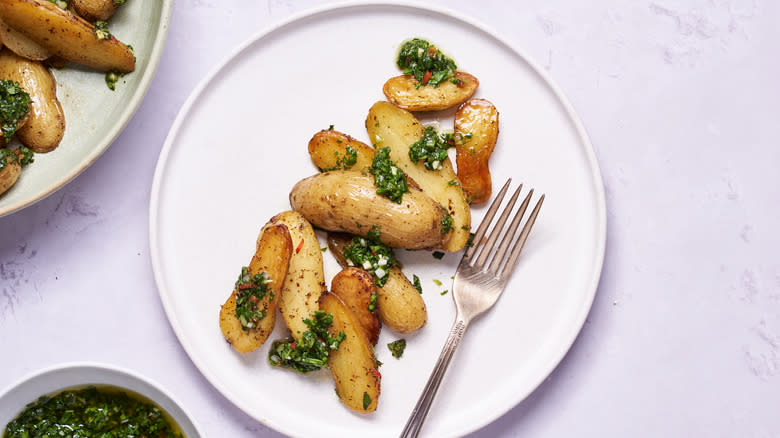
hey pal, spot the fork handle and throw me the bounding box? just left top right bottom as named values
left=400, top=318, right=469, bottom=438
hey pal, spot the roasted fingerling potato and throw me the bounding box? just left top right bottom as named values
left=219, top=223, right=293, bottom=354
left=319, top=292, right=380, bottom=413
left=0, top=0, right=135, bottom=72
left=268, top=211, right=326, bottom=340
left=308, top=129, right=376, bottom=172
left=366, top=101, right=471, bottom=252
left=0, top=50, right=65, bottom=152
left=0, top=18, right=49, bottom=61
left=290, top=170, right=447, bottom=250
left=382, top=71, right=478, bottom=112
left=454, top=98, right=499, bottom=204
left=71, top=0, right=122, bottom=22
left=330, top=267, right=380, bottom=345
left=327, top=233, right=427, bottom=334
left=0, top=152, right=21, bottom=195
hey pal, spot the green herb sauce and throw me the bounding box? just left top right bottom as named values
left=105, top=72, right=123, bottom=91
left=432, top=251, right=445, bottom=260
left=343, top=233, right=396, bottom=287
left=388, top=339, right=406, bottom=358
left=397, top=38, right=457, bottom=88
left=412, top=275, right=422, bottom=294
left=3, top=385, right=183, bottom=438
left=268, top=311, right=345, bottom=373
left=441, top=213, right=454, bottom=234
left=408, top=126, right=455, bottom=171
left=0, top=80, right=30, bottom=141
left=94, top=21, right=111, bottom=40
left=320, top=145, right=357, bottom=172
left=362, top=392, right=371, bottom=410
left=234, top=267, right=271, bottom=330
left=0, top=147, right=33, bottom=172
left=369, top=147, right=408, bottom=203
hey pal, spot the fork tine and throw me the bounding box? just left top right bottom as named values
left=500, top=194, right=545, bottom=279
left=473, top=184, right=523, bottom=268
left=487, top=188, right=534, bottom=274
left=463, top=179, right=512, bottom=260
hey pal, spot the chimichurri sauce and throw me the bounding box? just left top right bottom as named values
left=396, top=38, right=457, bottom=88
left=3, top=385, right=184, bottom=438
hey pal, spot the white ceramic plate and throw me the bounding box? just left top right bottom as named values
left=0, top=363, right=201, bottom=437
left=150, top=2, right=606, bottom=437
left=0, top=0, right=173, bottom=217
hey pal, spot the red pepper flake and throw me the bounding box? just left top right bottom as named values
left=291, top=342, right=297, bottom=351
left=422, top=70, right=432, bottom=85
left=370, top=368, right=381, bottom=378
left=296, top=238, right=304, bottom=253
left=456, top=80, right=465, bottom=88
left=237, top=283, right=253, bottom=291
left=249, top=296, right=258, bottom=303
left=427, top=47, right=437, bottom=57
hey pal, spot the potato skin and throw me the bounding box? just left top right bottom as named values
left=382, top=71, right=478, bottom=112
left=308, top=129, right=375, bottom=172
left=268, top=211, right=326, bottom=340
left=0, top=18, right=50, bottom=60
left=0, top=50, right=65, bottom=152
left=455, top=99, right=499, bottom=204
left=219, top=223, right=292, bottom=354
left=71, top=0, right=120, bottom=22
left=366, top=101, right=471, bottom=252
left=330, top=267, right=380, bottom=345
left=0, top=159, right=21, bottom=195
left=328, top=233, right=427, bottom=334
left=320, top=292, right=380, bottom=413
left=0, top=0, right=135, bottom=72
left=290, top=170, right=446, bottom=250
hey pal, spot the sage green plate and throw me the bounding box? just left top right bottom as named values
left=0, top=0, right=173, bottom=217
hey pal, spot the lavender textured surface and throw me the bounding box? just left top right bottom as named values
left=1, top=0, right=779, bottom=436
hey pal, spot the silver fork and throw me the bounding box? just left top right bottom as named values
left=400, top=179, right=545, bottom=438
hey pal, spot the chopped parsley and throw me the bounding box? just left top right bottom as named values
left=397, top=38, right=457, bottom=88
left=3, top=386, right=182, bottom=438
left=440, top=290, right=449, bottom=296
left=343, top=233, right=396, bottom=287
left=408, top=126, right=455, bottom=171
left=94, top=21, right=111, bottom=40
left=362, top=392, right=372, bottom=410
left=320, top=145, right=358, bottom=172
left=234, top=267, right=271, bottom=330
left=432, top=251, right=445, bottom=260
left=441, top=213, right=454, bottom=234
left=369, top=147, right=408, bottom=203
left=388, top=339, right=406, bottom=358
left=114, top=0, right=127, bottom=4
left=0, top=80, right=30, bottom=141
left=268, top=311, right=346, bottom=373
left=412, top=275, right=422, bottom=294
left=448, top=179, right=460, bottom=186
left=433, top=279, right=443, bottom=286
left=466, top=232, right=476, bottom=247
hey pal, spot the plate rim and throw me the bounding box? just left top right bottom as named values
left=0, top=0, right=175, bottom=218
left=149, top=1, right=607, bottom=436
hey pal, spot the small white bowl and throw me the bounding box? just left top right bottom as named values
left=0, top=362, right=201, bottom=437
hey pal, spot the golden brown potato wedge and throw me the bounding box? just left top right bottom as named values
left=0, top=50, right=65, bottom=152
left=268, top=211, right=326, bottom=340
left=454, top=98, right=499, bottom=204
left=71, top=0, right=121, bottom=22
left=0, top=0, right=135, bottom=72
left=382, top=71, right=478, bottom=112
left=290, top=170, right=447, bottom=250
left=320, top=292, right=380, bottom=413
left=0, top=155, right=21, bottom=195
left=219, top=223, right=293, bottom=354
left=330, top=267, right=380, bottom=345
left=328, top=233, right=427, bottom=334
left=366, top=101, right=471, bottom=251
left=0, top=18, right=50, bottom=60
left=308, top=129, right=375, bottom=173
